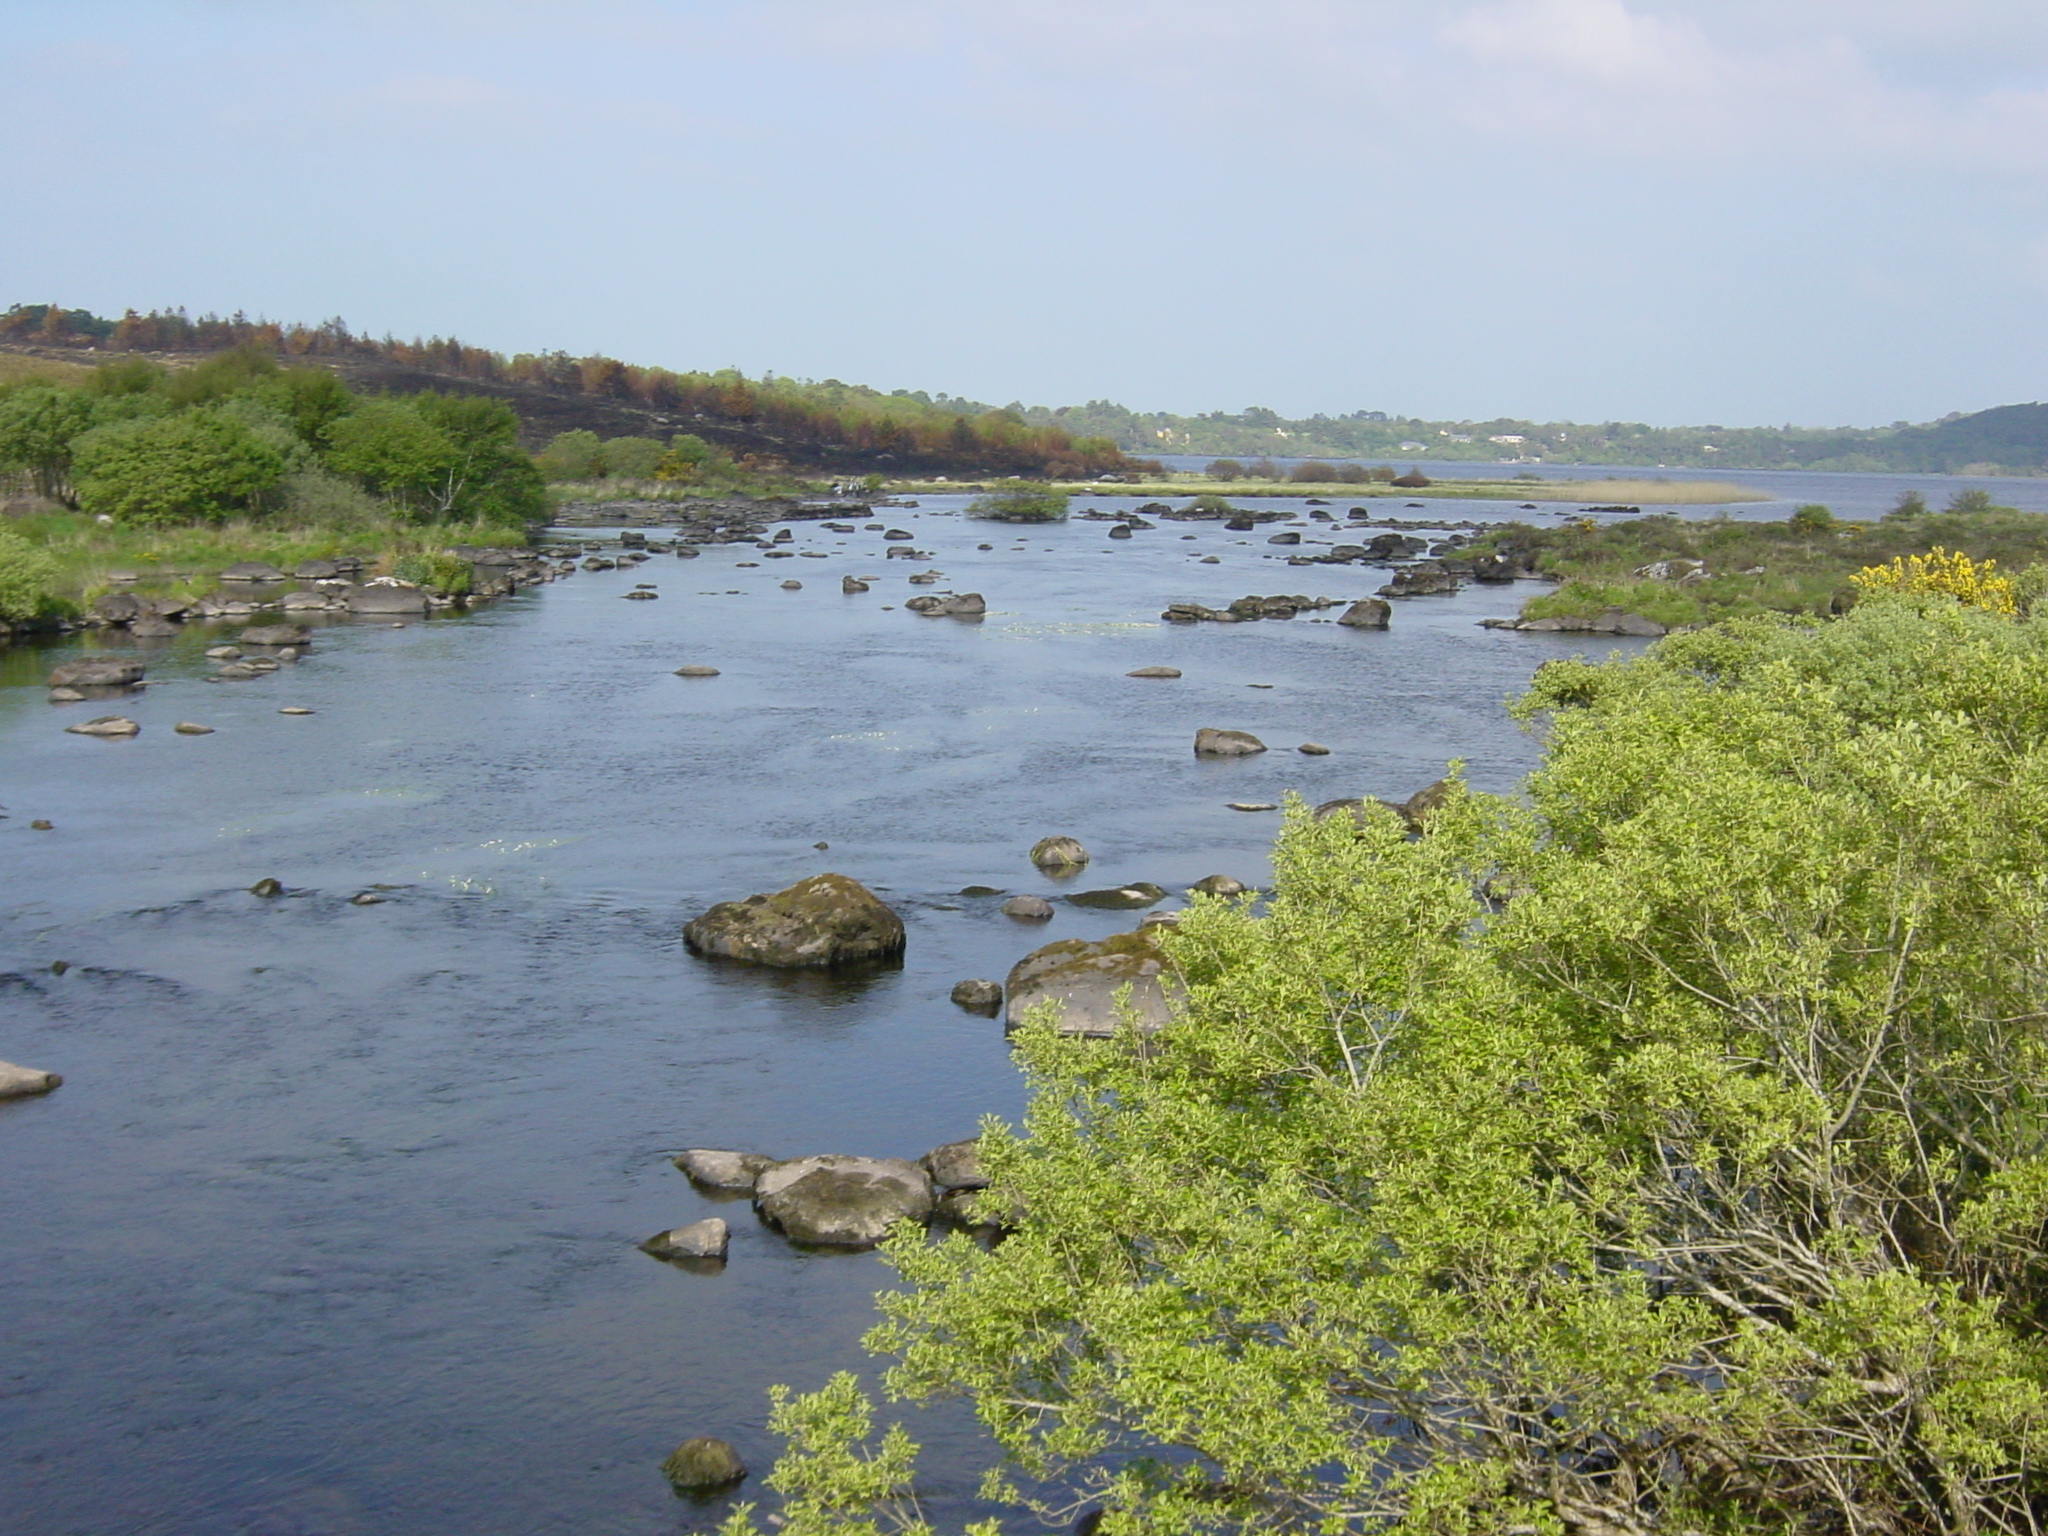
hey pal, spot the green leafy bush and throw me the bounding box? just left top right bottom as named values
left=965, top=484, right=1069, bottom=522
left=734, top=598, right=2048, bottom=1536
left=72, top=409, right=287, bottom=525
left=0, top=527, right=60, bottom=618
left=390, top=552, right=472, bottom=594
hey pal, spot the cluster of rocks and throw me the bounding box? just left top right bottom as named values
left=552, top=496, right=872, bottom=538
left=904, top=591, right=985, bottom=617
left=1313, top=777, right=1456, bottom=834
left=1481, top=609, right=1669, bottom=636
left=655, top=1138, right=998, bottom=1254
left=1162, top=594, right=1342, bottom=623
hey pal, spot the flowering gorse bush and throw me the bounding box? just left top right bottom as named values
left=1851, top=544, right=2016, bottom=614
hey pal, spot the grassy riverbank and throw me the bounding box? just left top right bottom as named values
left=890, top=473, right=1764, bottom=504
left=1477, top=499, right=2048, bottom=626
left=4, top=507, right=532, bottom=613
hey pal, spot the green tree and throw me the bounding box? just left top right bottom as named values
left=0, top=385, right=100, bottom=503
left=325, top=394, right=544, bottom=524
left=734, top=598, right=2048, bottom=1536
left=72, top=408, right=287, bottom=525
left=536, top=429, right=605, bottom=482
left=597, top=435, right=666, bottom=479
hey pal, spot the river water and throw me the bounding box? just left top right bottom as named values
left=1, top=493, right=1681, bottom=1534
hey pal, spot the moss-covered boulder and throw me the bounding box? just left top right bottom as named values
left=661, top=1436, right=746, bottom=1491
left=1004, top=929, right=1179, bottom=1037
left=683, top=873, right=905, bottom=968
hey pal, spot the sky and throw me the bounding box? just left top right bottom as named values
left=6, top=0, right=2048, bottom=427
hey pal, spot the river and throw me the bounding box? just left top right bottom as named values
left=0, top=487, right=1741, bottom=1535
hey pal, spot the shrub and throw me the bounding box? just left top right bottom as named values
left=1948, top=487, right=1997, bottom=514
left=1788, top=501, right=1836, bottom=533
left=965, top=484, right=1069, bottom=523
left=1850, top=545, right=2015, bottom=614
left=1204, top=459, right=1246, bottom=480
left=390, top=552, right=472, bottom=595
left=280, top=468, right=385, bottom=528
left=535, top=429, right=604, bottom=482
left=0, top=527, right=60, bottom=619
left=736, top=600, right=2048, bottom=1536
left=596, top=435, right=665, bottom=479
left=72, top=408, right=287, bottom=525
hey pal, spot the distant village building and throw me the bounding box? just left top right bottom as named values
left=1489, top=434, right=1526, bottom=445
left=1399, top=441, right=1427, bottom=451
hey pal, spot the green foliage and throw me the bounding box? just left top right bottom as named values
left=965, top=484, right=1070, bottom=523
left=597, top=435, right=666, bottom=479
left=72, top=408, right=288, bottom=525
left=390, top=551, right=471, bottom=595
left=740, top=599, right=2048, bottom=1536
left=279, top=469, right=384, bottom=528
left=1788, top=501, right=1836, bottom=533
left=0, top=384, right=101, bottom=502
left=324, top=394, right=542, bottom=524
left=1481, top=503, right=2048, bottom=627
left=0, top=527, right=61, bottom=619
left=536, top=429, right=604, bottom=482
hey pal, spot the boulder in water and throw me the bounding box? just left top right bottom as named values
left=0, top=1060, right=62, bottom=1099
left=1126, top=666, right=1181, bottom=678
left=1337, top=599, right=1391, bottom=629
left=1005, top=929, right=1178, bottom=1037
left=683, top=873, right=905, bottom=968
left=239, top=624, right=311, bottom=647
left=949, top=978, right=1003, bottom=1014
left=1029, top=836, right=1089, bottom=870
left=639, top=1218, right=729, bottom=1260
left=754, top=1154, right=934, bottom=1248
left=662, top=1437, right=747, bottom=1491
left=65, top=715, right=139, bottom=737
left=1194, top=728, right=1266, bottom=757
left=1001, top=895, right=1055, bottom=921
left=672, top=1149, right=776, bottom=1192
left=920, top=1139, right=990, bottom=1191
left=48, top=658, right=145, bottom=689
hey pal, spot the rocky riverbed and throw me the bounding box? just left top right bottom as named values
left=0, top=491, right=1654, bottom=1535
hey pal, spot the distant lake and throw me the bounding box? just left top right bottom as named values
left=1148, top=454, right=2048, bottom=523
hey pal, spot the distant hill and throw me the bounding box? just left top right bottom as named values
left=0, top=304, right=1139, bottom=480
left=2, top=302, right=2043, bottom=477
left=1888, top=404, right=2048, bottom=474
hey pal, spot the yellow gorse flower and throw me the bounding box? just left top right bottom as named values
left=1849, top=546, right=2016, bottom=615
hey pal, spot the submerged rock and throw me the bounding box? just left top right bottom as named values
left=1001, top=895, right=1055, bottom=921
left=683, top=873, right=906, bottom=968
left=1126, top=665, right=1182, bottom=678
left=65, top=715, right=139, bottom=737
left=754, top=1154, right=934, bottom=1248
left=674, top=665, right=722, bottom=677
left=1189, top=874, right=1247, bottom=898
left=1065, top=883, right=1167, bottom=910
left=1005, top=929, right=1178, bottom=1037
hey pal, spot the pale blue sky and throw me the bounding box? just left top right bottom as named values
left=7, top=1, right=2048, bottom=426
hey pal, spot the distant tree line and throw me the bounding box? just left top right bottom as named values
left=0, top=304, right=1144, bottom=479
left=1205, top=458, right=1401, bottom=483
